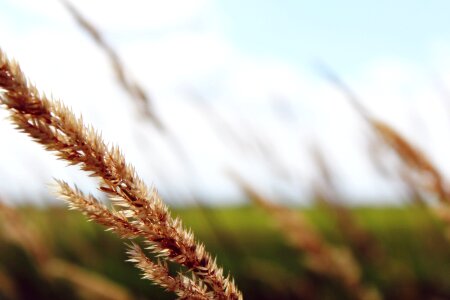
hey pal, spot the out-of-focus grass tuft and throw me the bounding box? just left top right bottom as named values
left=1, top=205, right=449, bottom=300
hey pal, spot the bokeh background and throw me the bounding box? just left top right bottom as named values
left=3, top=0, right=450, bottom=204
left=1, top=1, right=450, bottom=299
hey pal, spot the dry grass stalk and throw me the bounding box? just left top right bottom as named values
left=0, top=201, right=50, bottom=265
left=60, top=0, right=163, bottom=129
left=57, top=182, right=213, bottom=300
left=61, top=0, right=201, bottom=179
left=311, top=145, right=384, bottom=262
left=366, top=137, right=427, bottom=206
left=127, top=243, right=213, bottom=300
left=187, top=88, right=292, bottom=182
left=313, top=189, right=386, bottom=267
left=244, top=257, right=309, bottom=298
left=0, top=49, right=241, bottom=299
left=62, top=0, right=238, bottom=268
left=44, top=258, right=132, bottom=300
left=0, top=200, right=134, bottom=300
left=434, top=205, right=450, bottom=240
left=370, top=121, right=450, bottom=204
left=185, top=88, right=250, bottom=154
left=57, top=182, right=142, bottom=239
left=322, top=65, right=450, bottom=205
left=231, top=174, right=380, bottom=300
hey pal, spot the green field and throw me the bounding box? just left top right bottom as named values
left=1, top=205, right=450, bottom=300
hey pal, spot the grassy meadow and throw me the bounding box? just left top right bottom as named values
left=1, top=205, right=449, bottom=300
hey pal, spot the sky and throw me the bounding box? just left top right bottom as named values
left=1, top=0, right=450, bottom=205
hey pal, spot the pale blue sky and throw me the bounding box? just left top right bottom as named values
left=216, top=1, right=450, bottom=71
left=2, top=1, right=449, bottom=71
left=2, top=0, right=450, bottom=204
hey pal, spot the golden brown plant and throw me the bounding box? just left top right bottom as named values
left=0, top=201, right=133, bottom=300
left=0, top=202, right=50, bottom=265
left=311, top=145, right=385, bottom=263
left=231, top=174, right=380, bottom=300
left=322, top=66, right=450, bottom=229
left=61, top=0, right=246, bottom=276
left=59, top=0, right=163, bottom=129
left=0, top=49, right=241, bottom=300
left=44, top=259, right=133, bottom=300
left=244, top=257, right=310, bottom=298
left=322, top=65, right=449, bottom=203
left=127, top=243, right=213, bottom=300
left=370, top=121, right=450, bottom=204
left=366, top=136, right=427, bottom=206
left=61, top=0, right=199, bottom=181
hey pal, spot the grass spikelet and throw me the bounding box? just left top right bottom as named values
left=0, top=49, right=242, bottom=300
left=56, top=180, right=142, bottom=239
left=127, top=243, right=214, bottom=300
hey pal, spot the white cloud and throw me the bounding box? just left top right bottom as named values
left=2, top=1, right=450, bottom=205
left=4, top=0, right=211, bottom=30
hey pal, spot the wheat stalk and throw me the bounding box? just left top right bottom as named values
left=0, top=49, right=241, bottom=300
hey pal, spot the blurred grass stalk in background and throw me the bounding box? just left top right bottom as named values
left=0, top=1, right=450, bottom=300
